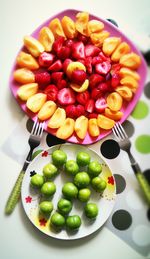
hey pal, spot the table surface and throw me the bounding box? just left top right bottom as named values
left=0, top=1, right=150, bottom=259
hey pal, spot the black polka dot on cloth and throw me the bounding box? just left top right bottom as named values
left=144, top=82, right=150, bottom=99
left=114, top=174, right=126, bottom=194
left=112, top=210, right=132, bottom=230
left=122, top=120, right=135, bottom=138
left=26, top=118, right=34, bottom=133
left=100, top=139, right=120, bottom=159
left=107, top=18, right=118, bottom=27
left=46, top=133, right=65, bottom=147
left=147, top=208, right=150, bottom=221
left=143, top=169, right=150, bottom=184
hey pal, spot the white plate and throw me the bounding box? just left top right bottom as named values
left=21, top=144, right=116, bottom=240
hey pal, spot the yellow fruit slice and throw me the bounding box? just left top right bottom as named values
left=116, top=86, right=133, bottom=101
left=38, top=101, right=57, bottom=121
left=120, top=76, right=138, bottom=91
left=119, top=67, right=140, bottom=81
left=102, top=37, right=121, bottom=56
left=17, top=83, right=38, bottom=101
left=49, top=18, right=66, bottom=39
left=104, top=108, right=123, bottom=121
left=70, top=79, right=89, bottom=93
left=75, top=12, right=89, bottom=36
left=26, top=93, right=47, bottom=113
left=87, top=20, right=104, bottom=35
left=66, top=61, right=86, bottom=78
left=48, top=108, right=66, bottom=129
left=61, top=16, right=76, bottom=39
left=14, top=68, right=35, bottom=84
left=38, top=26, right=54, bottom=52
left=23, top=36, right=44, bottom=57
left=119, top=52, right=141, bottom=70
left=56, top=118, right=75, bottom=139
left=90, top=30, right=110, bottom=47
left=88, top=118, right=100, bottom=137
left=107, top=92, right=123, bottom=111
left=16, top=51, right=39, bottom=70
left=97, top=115, right=115, bottom=129
left=75, top=116, right=88, bottom=139
left=111, top=42, right=130, bottom=62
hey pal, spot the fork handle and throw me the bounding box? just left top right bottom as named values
left=5, top=170, right=25, bottom=215
left=132, top=163, right=150, bottom=206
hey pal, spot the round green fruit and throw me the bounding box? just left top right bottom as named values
left=52, top=149, right=67, bottom=167
left=84, top=203, right=99, bottom=219
left=50, top=212, right=65, bottom=229
left=74, top=172, right=90, bottom=188
left=78, top=188, right=91, bottom=202
left=30, top=174, right=44, bottom=188
left=57, top=198, right=72, bottom=215
left=39, top=201, right=53, bottom=215
left=62, top=182, right=78, bottom=199
left=66, top=215, right=81, bottom=230
left=65, top=160, right=79, bottom=176
left=76, top=151, right=91, bottom=166
left=88, top=160, right=102, bottom=178
left=91, top=177, right=107, bottom=192
left=43, top=163, right=58, bottom=179
left=41, top=181, right=56, bottom=197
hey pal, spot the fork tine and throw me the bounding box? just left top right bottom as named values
left=37, top=121, right=45, bottom=137
left=31, top=118, right=38, bottom=135
left=112, top=125, right=120, bottom=140
left=118, top=122, right=128, bottom=139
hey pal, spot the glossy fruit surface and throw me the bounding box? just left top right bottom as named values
left=84, top=202, right=99, bottom=219
left=52, top=149, right=67, bottom=166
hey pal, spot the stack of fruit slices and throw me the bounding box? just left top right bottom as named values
left=12, top=11, right=141, bottom=141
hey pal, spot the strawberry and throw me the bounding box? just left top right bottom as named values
left=85, top=44, right=100, bottom=57
left=85, top=99, right=95, bottom=113
left=57, top=46, right=71, bottom=60
left=92, top=56, right=103, bottom=65
left=89, top=74, right=104, bottom=89
left=77, top=33, right=89, bottom=44
left=57, top=79, right=68, bottom=89
left=38, top=52, right=55, bottom=67
left=85, top=57, right=92, bottom=74
left=35, top=71, right=51, bottom=89
left=57, top=88, right=76, bottom=105
left=111, top=63, right=121, bottom=74
left=65, top=39, right=74, bottom=48
left=77, top=59, right=85, bottom=66
left=88, top=113, right=98, bottom=119
left=63, top=59, right=72, bottom=73
left=72, top=42, right=85, bottom=60
left=51, top=72, right=64, bottom=84
left=66, top=104, right=77, bottom=118
left=76, top=91, right=90, bottom=105
left=52, top=36, right=65, bottom=53
left=97, top=82, right=110, bottom=93
left=95, top=97, right=107, bottom=113
left=76, top=104, right=85, bottom=117
left=99, top=51, right=111, bottom=62
left=91, top=88, right=102, bottom=100
left=111, top=73, right=120, bottom=88
left=48, top=60, right=62, bottom=72
left=44, top=84, right=58, bottom=101
left=95, top=61, right=111, bottom=75
left=71, top=69, right=87, bottom=85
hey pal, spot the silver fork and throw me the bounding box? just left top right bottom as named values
left=5, top=119, right=45, bottom=214
left=113, top=122, right=150, bottom=206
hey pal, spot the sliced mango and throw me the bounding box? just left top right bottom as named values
left=97, top=115, right=115, bottom=130
left=104, top=108, right=123, bottom=121
left=119, top=67, right=140, bottom=81
left=107, top=92, right=123, bottom=111
left=90, top=30, right=110, bottom=47
left=56, top=118, right=75, bottom=139
left=75, top=12, right=89, bottom=36
left=120, top=76, right=138, bottom=91
left=23, top=36, right=44, bottom=57
left=116, top=86, right=133, bottom=101
left=70, top=79, right=89, bottom=93
left=111, top=42, right=130, bottom=62
left=49, top=18, right=66, bottom=39
left=88, top=118, right=100, bottom=137
left=16, top=51, right=39, bottom=70
left=38, top=26, right=54, bottom=52
left=17, top=83, right=38, bottom=101
left=87, top=20, right=104, bottom=35
left=75, top=115, right=88, bottom=139
left=48, top=108, right=66, bottom=129
left=38, top=101, right=57, bottom=121
left=66, top=61, right=86, bottom=78
left=61, top=16, right=76, bottom=39
left=119, top=52, right=141, bottom=70
left=102, top=37, right=121, bottom=56
left=14, top=68, right=35, bottom=84
left=26, top=93, right=47, bottom=113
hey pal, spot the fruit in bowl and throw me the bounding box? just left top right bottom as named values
left=12, top=11, right=143, bottom=142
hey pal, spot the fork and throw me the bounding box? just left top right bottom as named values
left=113, top=122, right=150, bottom=206
left=5, top=119, right=45, bottom=215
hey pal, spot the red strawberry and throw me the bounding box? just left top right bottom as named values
left=35, top=71, right=51, bottom=89
left=111, top=63, right=121, bottom=74
left=111, top=73, right=120, bottom=88
left=99, top=51, right=111, bottom=62
left=57, top=46, right=71, bottom=60
left=71, top=70, right=87, bottom=85
left=91, top=88, right=102, bottom=100
left=97, top=82, right=110, bottom=93
left=63, top=59, right=72, bottom=73
left=85, top=44, right=100, bottom=57
left=77, top=33, right=89, bottom=44
left=51, top=72, right=64, bottom=84
left=76, top=91, right=90, bottom=105
left=92, top=56, right=103, bottom=65
left=95, top=61, right=111, bottom=75
left=85, top=99, right=95, bottom=113
left=76, top=104, right=85, bottom=117
left=44, top=84, right=58, bottom=101
left=65, top=39, right=74, bottom=48
left=95, top=97, right=107, bottom=113
left=66, top=104, right=77, bottom=118
left=72, top=42, right=85, bottom=60
left=57, top=79, right=68, bottom=89
left=77, top=59, right=85, bottom=66
left=89, top=74, right=104, bottom=89
left=52, top=36, right=65, bottom=53
left=88, top=113, right=98, bottom=119
left=48, top=60, right=62, bottom=72
left=85, top=57, right=92, bottom=74
left=38, top=52, right=55, bottom=67
left=57, top=88, right=76, bottom=105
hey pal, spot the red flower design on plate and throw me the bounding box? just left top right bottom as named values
left=42, top=151, right=49, bottom=157
left=108, top=176, right=114, bottom=185
left=39, top=218, right=47, bottom=226
left=25, top=196, right=32, bottom=203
